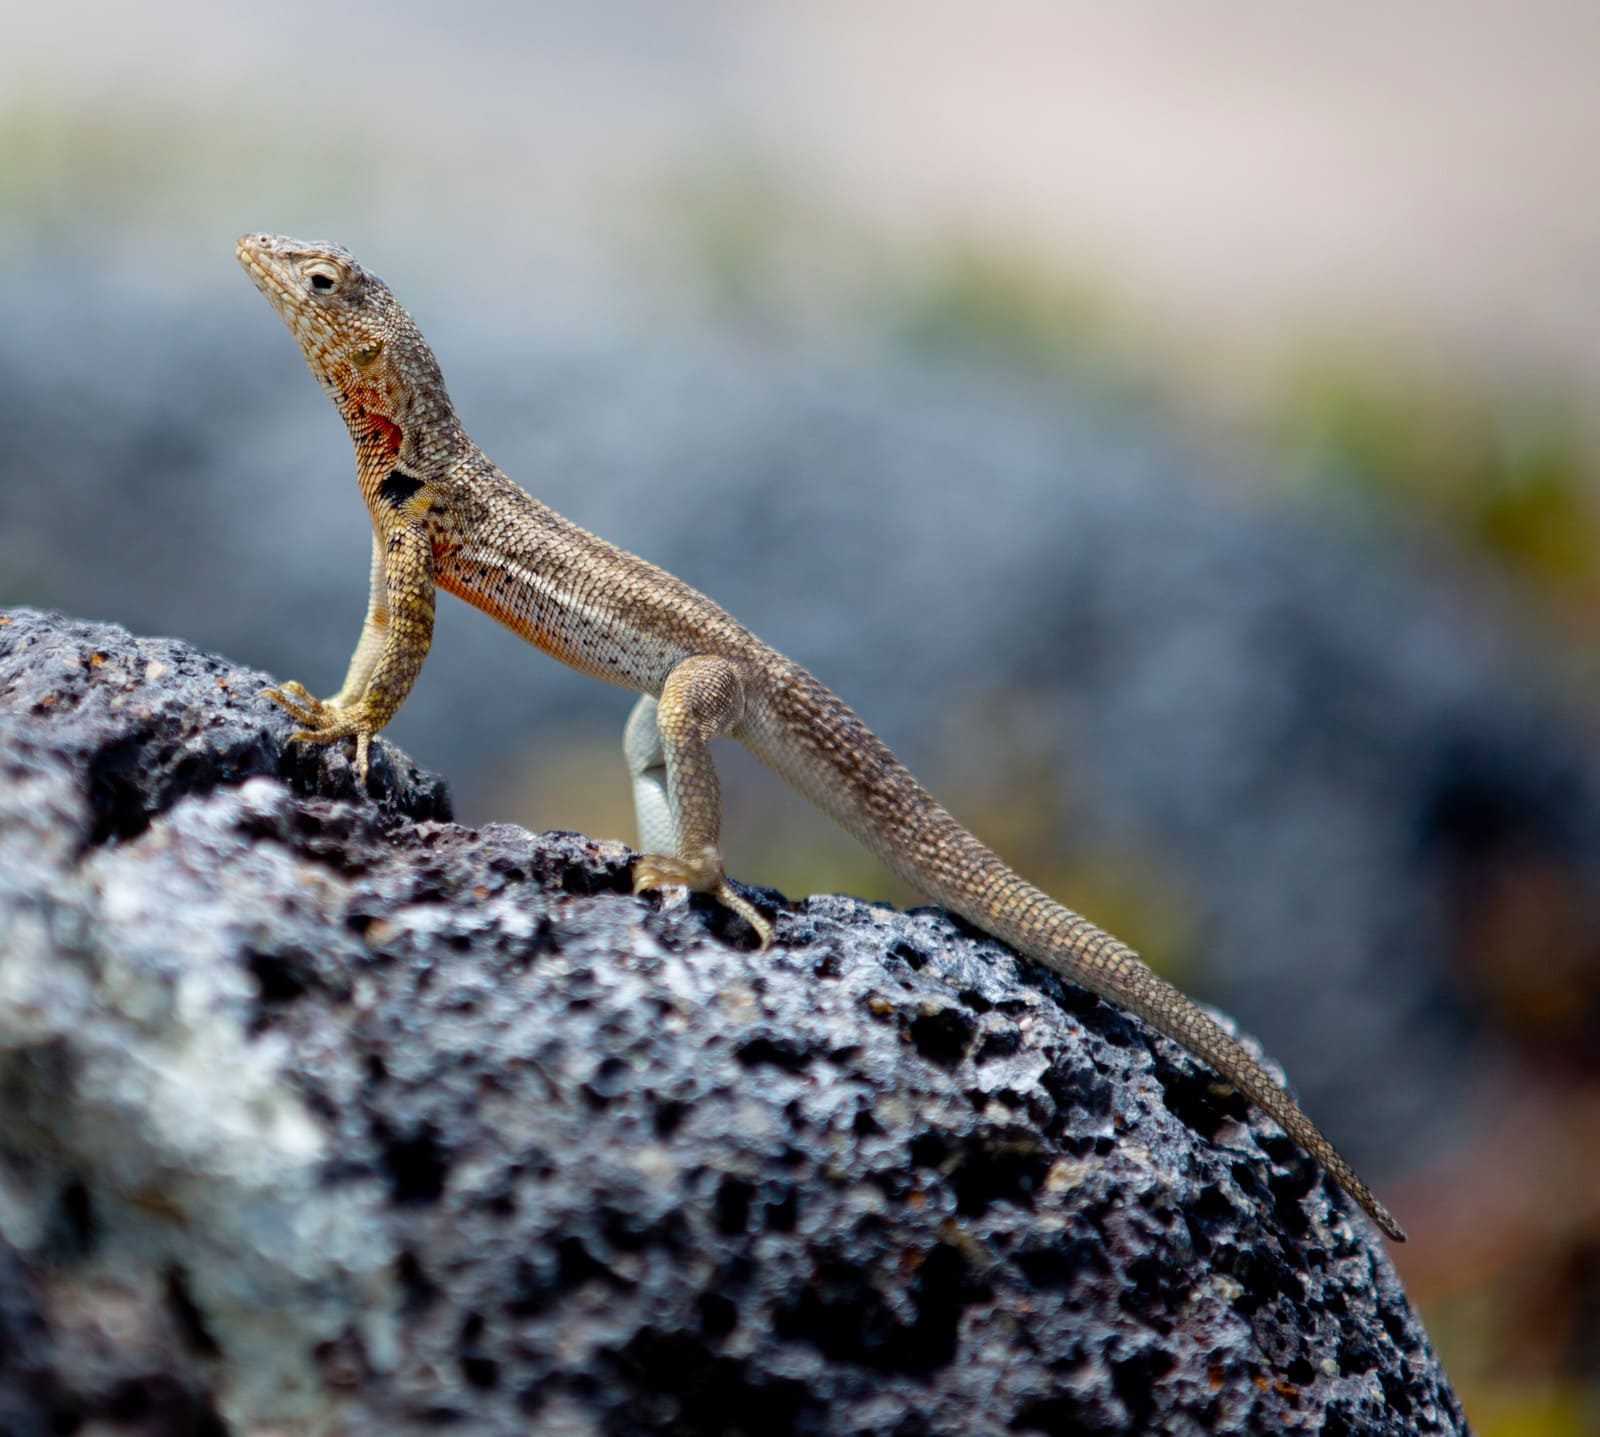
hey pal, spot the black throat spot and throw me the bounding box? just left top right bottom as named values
left=379, top=470, right=425, bottom=510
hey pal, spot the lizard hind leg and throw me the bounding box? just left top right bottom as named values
left=622, top=694, right=677, bottom=856
left=625, top=656, right=773, bottom=947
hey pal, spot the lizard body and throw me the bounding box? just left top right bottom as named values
left=237, top=233, right=1405, bottom=1242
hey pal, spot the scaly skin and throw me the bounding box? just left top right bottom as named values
left=236, top=232, right=1406, bottom=1242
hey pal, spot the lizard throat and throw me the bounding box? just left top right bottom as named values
left=341, top=391, right=405, bottom=468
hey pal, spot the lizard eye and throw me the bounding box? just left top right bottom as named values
left=303, top=261, right=341, bottom=293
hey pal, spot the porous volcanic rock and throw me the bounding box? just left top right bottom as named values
left=0, top=609, right=1466, bottom=1435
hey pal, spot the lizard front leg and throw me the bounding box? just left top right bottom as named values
left=263, top=523, right=434, bottom=784
left=625, top=655, right=773, bottom=946
left=331, top=530, right=391, bottom=707
left=264, top=530, right=390, bottom=726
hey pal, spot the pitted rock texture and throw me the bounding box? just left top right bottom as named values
left=0, top=609, right=1467, bottom=1436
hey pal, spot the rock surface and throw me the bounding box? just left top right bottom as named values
left=0, top=609, right=1467, bottom=1436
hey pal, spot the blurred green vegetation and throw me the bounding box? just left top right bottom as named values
left=654, top=167, right=1600, bottom=667
left=1470, top=1386, right=1598, bottom=1437
left=645, top=165, right=867, bottom=327
left=0, top=101, right=370, bottom=240
left=878, top=242, right=1110, bottom=375
left=1276, top=358, right=1600, bottom=615
left=647, top=164, right=1123, bottom=385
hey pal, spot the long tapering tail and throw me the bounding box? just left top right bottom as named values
left=749, top=669, right=1405, bottom=1241
left=902, top=833, right=1405, bottom=1241
left=986, top=870, right=1404, bottom=1240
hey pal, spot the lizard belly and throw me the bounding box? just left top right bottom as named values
left=434, top=554, right=666, bottom=693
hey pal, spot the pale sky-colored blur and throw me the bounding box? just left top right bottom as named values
left=3, top=0, right=1595, bottom=409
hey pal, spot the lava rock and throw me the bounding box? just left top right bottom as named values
left=0, top=609, right=1466, bottom=1435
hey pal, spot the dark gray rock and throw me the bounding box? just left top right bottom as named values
left=0, top=609, right=1467, bottom=1435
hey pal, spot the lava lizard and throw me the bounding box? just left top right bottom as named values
left=236, top=232, right=1405, bottom=1242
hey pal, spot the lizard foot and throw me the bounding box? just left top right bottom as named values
left=633, top=850, right=773, bottom=949
left=260, top=680, right=333, bottom=727
left=260, top=684, right=377, bottom=785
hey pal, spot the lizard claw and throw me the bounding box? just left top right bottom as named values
left=260, top=681, right=330, bottom=727
left=633, top=852, right=773, bottom=948
left=264, top=685, right=378, bottom=785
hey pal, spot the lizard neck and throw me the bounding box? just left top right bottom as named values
left=328, top=346, right=466, bottom=494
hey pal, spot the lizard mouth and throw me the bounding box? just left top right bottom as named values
left=236, top=236, right=331, bottom=356
left=236, top=237, right=291, bottom=304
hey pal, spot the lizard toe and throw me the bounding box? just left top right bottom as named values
left=261, top=683, right=326, bottom=726
left=714, top=880, right=773, bottom=949
left=632, top=853, right=698, bottom=894
left=633, top=853, right=772, bottom=947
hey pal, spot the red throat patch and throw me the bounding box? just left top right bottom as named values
left=363, top=412, right=403, bottom=460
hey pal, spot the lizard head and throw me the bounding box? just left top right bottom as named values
left=237, top=233, right=452, bottom=442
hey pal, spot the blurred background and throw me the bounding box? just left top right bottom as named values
left=3, top=2, right=1598, bottom=1429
